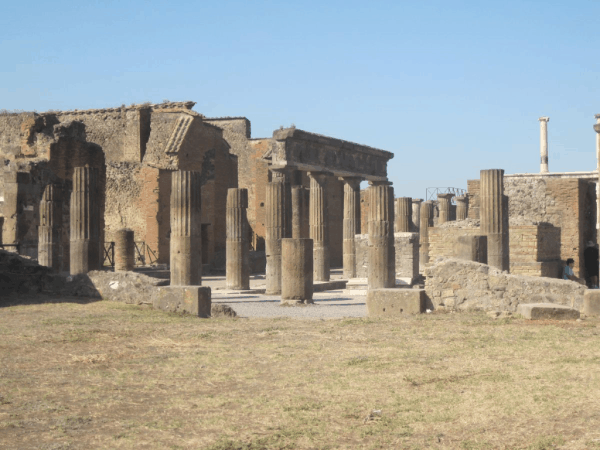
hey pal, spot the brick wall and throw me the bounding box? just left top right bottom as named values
left=509, top=225, right=561, bottom=277
left=467, top=180, right=480, bottom=219
left=428, top=227, right=484, bottom=260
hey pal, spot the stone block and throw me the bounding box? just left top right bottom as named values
left=152, top=286, right=211, bottom=317
left=366, top=289, right=425, bottom=316
left=584, top=290, right=600, bottom=317
left=516, top=302, right=580, bottom=320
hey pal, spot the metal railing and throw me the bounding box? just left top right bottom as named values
left=103, top=241, right=158, bottom=267
left=425, top=187, right=467, bottom=204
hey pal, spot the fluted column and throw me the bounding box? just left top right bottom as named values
left=309, top=172, right=330, bottom=282
left=281, top=238, right=313, bottom=304
left=411, top=199, right=423, bottom=232
left=539, top=117, right=550, bottom=173
left=456, top=195, right=469, bottom=221
left=437, top=193, right=454, bottom=225
left=70, top=166, right=101, bottom=275
left=368, top=182, right=395, bottom=289
left=39, top=184, right=62, bottom=272
left=394, top=197, right=412, bottom=232
left=115, top=229, right=135, bottom=272
left=419, top=200, right=433, bottom=269
left=480, top=169, right=508, bottom=271
left=266, top=179, right=286, bottom=294
left=341, top=177, right=361, bottom=279
left=170, top=170, right=202, bottom=286
left=226, top=188, right=250, bottom=290
left=595, top=115, right=600, bottom=238
left=291, top=185, right=305, bottom=239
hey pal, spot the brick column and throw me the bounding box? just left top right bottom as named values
left=411, top=199, right=423, bottom=232
left=114, top=229, right=135, bottom=272
left=341, top=177, right=361, bottom=279
left=38, top=184, right=62, bottom=272
left=226, top=188, right=250, bottom=290
left=539, top=117, right=550, bottom=173
left=70, top=166, right=101, bottom=275
left=309, top=172, right=330, bottom=282
left=368, top=181, right=395, bottom=289
left=170, top=170, right=202, bottom=286
left=266, top=179, right=286, bottom=294
left=394, top=197, right=412, bottom=232
left=480, top=169, right=508, bottom=271
left=419, top=200, right=433, bottom=269
left=456, top=195, right=469, bottom=221
left=437, top=193, right=454, bottom=224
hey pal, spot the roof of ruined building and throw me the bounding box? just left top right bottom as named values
left=204, top=116, right=250, bottom=121
left=0, top=101, right=197, bottom=117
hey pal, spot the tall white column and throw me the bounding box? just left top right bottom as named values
left=595, top=114, right=600, bottom=233
left=539, top=116, right=550, bottom=174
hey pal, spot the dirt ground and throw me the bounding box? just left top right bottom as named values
left=1, top=296, right=600, bottom=449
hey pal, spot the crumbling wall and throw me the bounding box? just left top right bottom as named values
left=425, top=258, right=585, bottom=312
left=428, top=221, right=483, bottom=260
left=510, top=224, right=562, bottom=277
left=104, top=162, right=145, bottom=242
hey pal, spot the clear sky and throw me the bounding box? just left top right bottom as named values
left=2, top=0, right=599, bottom=199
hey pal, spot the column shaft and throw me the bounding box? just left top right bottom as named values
left=170, top=170, right=202, bottom=286
left=437, top=193, right=453, bottom=225
left=291, top=185, right=304, bottom=239
left=394, top=197, right=412, bottom=232
left=480, top=169, right=508, bottom=271
left=539, top=117, right=550, bottom=173
left=419, top=201, right=433, bottom=269
left=309, top=172, right=330, bottom=281
left=456, top=195, right=469, bottom=221
left=342, top=178, right=361, bottom=279
left=115, top=229, right=135, bottom=272
left=411, top=199, right=422, bottom=232
left=281, top=238, right=313, bottom=304
left=70, top=167, right=101, bottom=275
left=226, top=188, right=250, bottom=290
left=368, top=183, right=395, bottom=289
left=266, top=181, right=285, bottom=294
left=39, top=184, right=62, bottom=272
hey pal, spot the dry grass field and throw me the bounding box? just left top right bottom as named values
left=1, top=297, right=600, bottom=449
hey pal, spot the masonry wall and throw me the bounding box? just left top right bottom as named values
left=428, top=226, right=484, bottom=261
left=355, top=232, right=419, bottom=280
left=509, top=224, right=562, bottom=277
left=467, top=180, right=480, bottom=219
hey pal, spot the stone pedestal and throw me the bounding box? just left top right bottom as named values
left=309, top=172, right=330, bottom=282
left=153, top=286, right=211, bottom=317
left=226, top=188, right=250, bottom=290
left=455, top=195, right=469, bottom=221
left=367, top=289, right=425, bottom=316
left=437, top=193, right=453, bottom=225
left=480, top=169, right=508, bottom=271
left=539, top=117, right=550, bottom=173
left=170, top=170, right=202, bottom=286
left=70, top=166, right=101, bottom=275
left=39, top=184, right=62, bottom=272
left=419, top=201, right=433, bottom=269
left=291, top=185, right=304, bottom=239
left=342, top=177, right=361, bottom=279
left=394, top=197, right=412, bottom=232
left=368, top=182, right=395, bottom=289
left=584, top=290, right=600, bottom=317
left=281, top=238, right=313, bottom=304
left=266, top=180, right=286, bottom=294
left=411, top=199, right=423, bottom=232
left=115, top=229, right=135, bottom=272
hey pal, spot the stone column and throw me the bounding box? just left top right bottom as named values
left=114, top=229, right=135, bottom=272
left=38, top=184, right=62, bottom=272
left=170, top=170, right=202, bottom=286
left=539, top=117, right=550, bottom=174
left=266, top=180, right=286, bottom=294
left=480, top=169, right=508, bottom=271
left=367, top=182, right=395, bottom=289
left=70, top=166, right=101, bottom=275
left=309, top=172, right=330, bottom=282
left=419, top=200, right=433, bottom=269
left=291, top=185, right=304, bottom=239
left=341, top=177, right=361, bottom=279
left=595, top=115, right=600, bottom=238
left=394, top=197, right=412, bottom=232
left=226, top=188, right=250, bottom=290
left=281, top=238, right=313, bottom=305
left=455, top=195, right=469, bottom=221
left=411, top=199, right=423, bottom=232
left=437, top=193, right=453, bottom=225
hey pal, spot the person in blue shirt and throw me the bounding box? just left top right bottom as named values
left=563, top=258, right=584, bottom=284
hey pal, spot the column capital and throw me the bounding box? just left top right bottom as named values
left=368, top=179, right=392, bottom=186
left=412, top=198, right=423, bottom=204
left=594, top=123, right=600, bottom=134
left=270, top=167, right=292, bottom=182
left=339, top=176, right=362, bottom=189
left=595, top=113, right=600, bottom=121
left=539, top=116, right=550, bottom=123
left=437, top=193, right=454, bottom=200
left=307, top=171, right=332, bottom=181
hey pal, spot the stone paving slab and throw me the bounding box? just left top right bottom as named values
left=516, top=302, right=580, bottom=320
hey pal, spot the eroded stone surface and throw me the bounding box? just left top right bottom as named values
left=366, top=289, right=425, bottom=316
left=517, top=302, right=579, bottom=320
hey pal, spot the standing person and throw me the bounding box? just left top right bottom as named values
left=563, top=258, right=585, bottom=284
left=584, top=241, right=599, bottom=288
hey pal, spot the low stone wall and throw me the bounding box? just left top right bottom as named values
left=510, top=224, right=561, bottom=277
left=425, top=258, right=585, bottom=312
left=355, top=232, right=419, bottom=281
left=428, top=225, right=483, bottom=260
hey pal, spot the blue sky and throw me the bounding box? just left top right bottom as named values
left=2, top=0, right=599, bottom=199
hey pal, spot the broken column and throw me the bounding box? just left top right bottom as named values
left=266, top=178, right=286, bottom=294
left=480, top=169, right=508, bottom=271
left=411, top=199, right=422, bottom=232
left=394, top=197, right=412, bottom=232
left=419, top=200, right=433, bottom=269
left=226, top=188, right=250, bottom=290
left=455, top=195, right=469, bottom=221
left=309, top=172, right=330, bottom=282
left=291, top=185, right=304, bottom=239
left=342, top=177, right=361, bottom=279
left=368, top=182, right=395, bottom=289
left=539, top=117, right=550, bottom=173
left=170, top=170, right=202, bottom=286
left=437, top=193, right=453, bottom=225
left=70, top=166, right=101, bottom=275
left=38, top=184, right=62, bottom=272
left=114, top=229, right=135, bottom=272
left=281, top=238, right=313, bottom=305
